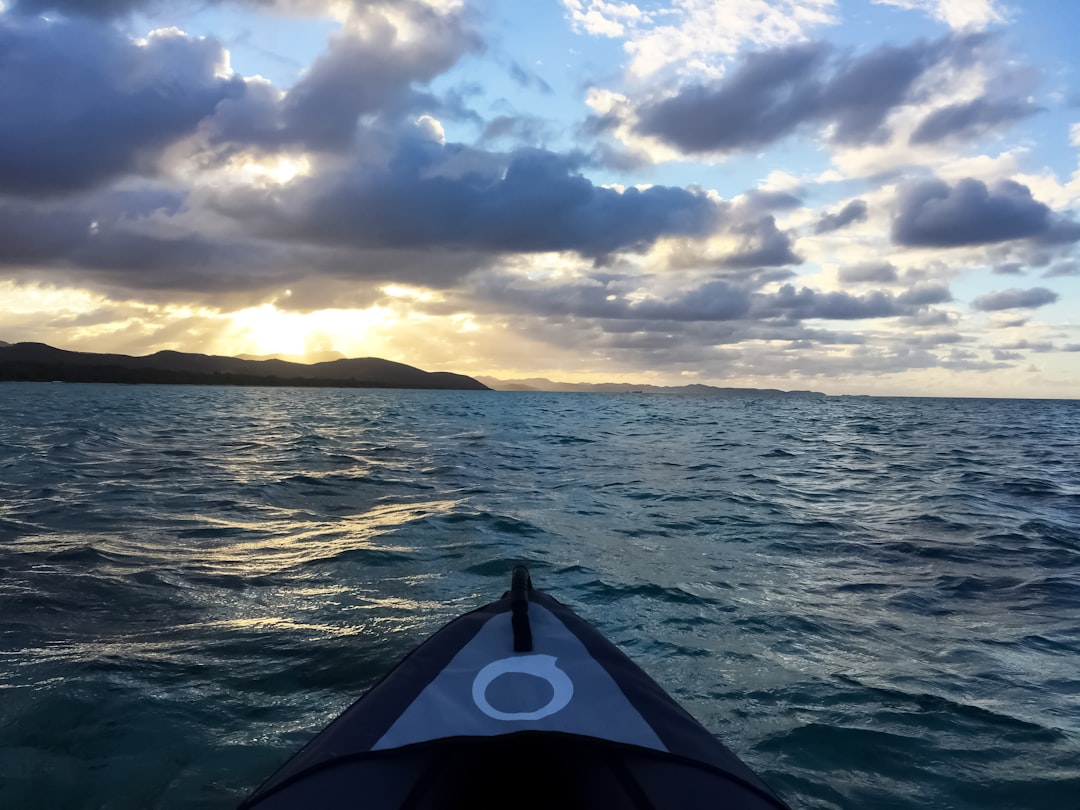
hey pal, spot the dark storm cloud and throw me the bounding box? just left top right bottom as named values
left=480, top=115, right=550, bottom=145
left=892, top=178, right=1053, bottom=247
left=972, top=287, right=1059, bottom=311
left=635, top=36, right=978, bottom=154
left=10, top=0, right=149, bottom=15
left=821, top=41, right=940, bottom=145
left=0, top=16, right=242, bottom=195
left=910, top=96, right=1041, bottom=144
left=476, top=277, right=945, bottom=326
left=482, top=279, right=757, bottom=324
left=0, top=189, right=183, bottom=266
left=9, top=0, right=393, bottom=17
left=210, top=144, right=723, bottom=258
left=635, top=43, right=827, bottom=153
left=0, top=192, right=288, bottom=293
left=737, top=189, right=804, bottom=215
left=275, top=8, right=478, bottom=150
left=469, top=269, right=943, bottom=326
left=896, top=283, right=952, bottom=307
left=755, top=285, right=906, bottom=320
left=465, top=288, right=982, bottom=380
left=815, top=200, right=868, bottom=234
left=1036, top=219, right=1080, bottom=246
left=631, top=281, right=753, bottom=321
left=839, top=261, right=898, bottom=283
left=721, top=216, right=801, bottom=268
left=0, top=187, right=504, bottom=300
left=206, top=4, right=479, bottom=152
left=908, top=308, right=956, bottom=327
left=1042, top=260, right=1079, bottom=278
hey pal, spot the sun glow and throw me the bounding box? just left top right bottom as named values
left=381, top=284, right=443, bottom=302
left=233, top=153, right=312, bottom=186
left=228, top=303, right=396, bottom=360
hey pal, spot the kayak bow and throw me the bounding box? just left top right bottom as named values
left=240, top=567, right=790, bottom=809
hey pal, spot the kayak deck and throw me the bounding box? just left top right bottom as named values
left=241, top=568, right=790, bottom=809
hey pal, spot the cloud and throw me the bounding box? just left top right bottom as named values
left=0, top=2, right=480, bottom=169
left=509, top=61, right=553, bottom=94
left=815, top=199, right=868, bottom=233
left=563, top=0, right=837, bottom=80
left=480, top=115, right=550, bottom=146
left=0, top=183, right=532, bottom=304
left=8, top=0, right=405, bottom=18
left=896, top=282, right=952, bottom=306
left=1042, top=260, right=1079, bottom=278
left=903, top=331, right=963, bottom=347
left=206, top=4, right=479, bottom=152
left=274, top=5, right=478, bottom=150
left=997, top=338, right=1055, bottom=352
left=469, top=275, right=944, bottom=329
left=0, top=17, right=241, bottom=195
left=971, top=287, right=1059, bottom=311
left=0, top=191, right=291, bottom=296
left=892, top=178, right=1054, bottom=247
left=737, top=189, right=804, bottom=215
left=634, top=36, right=974, bottom=154
left=562, top=0, right=647, bottom=39
left=872, top=0, right=1007, bottom=32
left=635, top=43, right=827, bottom=153
left=631, top=281, right=754, bottom=321
left=991, top=348, right=1023, bottom=360
left=209, top=144, right=724, bottom=258
left=839, top=261, right=898, bottom=283
left=721, top=216, right=801, bottom=268
left=910, top=96, right=1040, bottom=144
left=10, top=0, right=151, bottom=15
left=755, top=284, right=924, bottom=320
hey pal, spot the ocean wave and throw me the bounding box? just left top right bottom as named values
left=1, top=384, right=1078, bottom=809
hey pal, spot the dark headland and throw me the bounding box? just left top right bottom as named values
left=0, top=342, right=825, bottom=397
left=0, top=342, right=489, bottom=391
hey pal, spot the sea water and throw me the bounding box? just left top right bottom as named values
left=1, top=382, right=1077, bottom=809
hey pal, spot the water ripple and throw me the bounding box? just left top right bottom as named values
left=0, top=384, right=1078, bottom=808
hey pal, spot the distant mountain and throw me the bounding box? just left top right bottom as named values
left=476, top=376, right=825, bottom=397
left=0, top=343, right=489, bottom=391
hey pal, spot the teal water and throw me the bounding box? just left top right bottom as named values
left=1, top=383, right=1078, bottom=808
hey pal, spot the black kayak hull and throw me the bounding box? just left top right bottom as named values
left=241, top=574, right=790, bottom=809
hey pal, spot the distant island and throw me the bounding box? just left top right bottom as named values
left=0, top=341, right=825, bottom=397
left=0, top=342, right=489, bottom=391
left=476, top=376, right=825, bottom=398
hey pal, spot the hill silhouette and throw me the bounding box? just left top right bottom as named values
left=0, top=343, right=488, bottom=390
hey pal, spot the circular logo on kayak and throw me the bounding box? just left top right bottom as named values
left=471, top=654, right=574, bottom=721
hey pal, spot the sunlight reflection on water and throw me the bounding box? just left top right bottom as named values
left=0, top=385, right=1078, bottom=808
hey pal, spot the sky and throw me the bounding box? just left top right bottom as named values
left=1, top=0, right=1078, bottom=397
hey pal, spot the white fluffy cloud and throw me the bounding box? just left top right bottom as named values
left=873, top=0, right=1007, bottom=31
left=564, top=0, right=837, bottom=79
